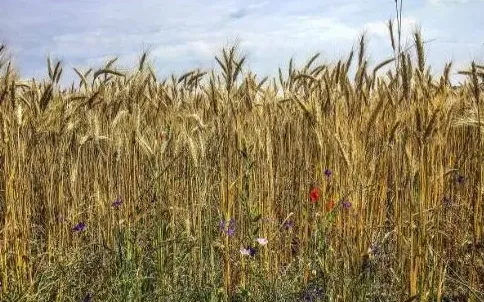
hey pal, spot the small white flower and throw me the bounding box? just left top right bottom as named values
left=240, top=247, right=251, bottom=256
left=256, top=238, right=268, bottom=245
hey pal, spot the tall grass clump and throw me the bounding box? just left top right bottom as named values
left=0, top=28, right=483, bottom=301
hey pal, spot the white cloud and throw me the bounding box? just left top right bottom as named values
left=151, top=41, right=215, bottom=61
left=429, top=0, right=469, bottom=3
left=229, top=1, right=269, bottom=19
left=365, top=17, right=419, bottom=39
left=0, top=0, right=482, bottom=85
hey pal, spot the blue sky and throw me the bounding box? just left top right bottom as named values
left=0, top=0, right=483, bottom=85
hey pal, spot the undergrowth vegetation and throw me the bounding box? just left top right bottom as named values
left=0, top=24, right=483, bottom=301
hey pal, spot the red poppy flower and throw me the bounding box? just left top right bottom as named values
left=325, top=199, right=335, bottom=212
left=309, top=187, right=320, bottom=203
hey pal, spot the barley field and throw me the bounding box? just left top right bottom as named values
left=0, top=27, right=483, bottom=301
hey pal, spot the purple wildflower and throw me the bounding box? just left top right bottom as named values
left=342, top=200, right=352, bottom=209
left=227, top=218, right=236, bottom=236
left=112, top=197, right=122, bottom=208
left=369, top=242, right=380, bottom=256
left=219, top=218, right=236, bottom=236
left=283, top=220, right=294, bottom=230
left=455, top=174, right=465, bottom=184
left=324, top=169, right=332, bottom=178
left=82, top=292, right=93, bottom=302
left=72, top=221, right=86, bottom=233
left=227, top=227, right=235, bottom=237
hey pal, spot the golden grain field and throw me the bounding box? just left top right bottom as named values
left=0, top=27, right=483, bottom=301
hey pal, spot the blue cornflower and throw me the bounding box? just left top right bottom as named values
left=227, top=218, right=236, bottom=236
left=112, top=197, right=122, bottom=208
left=324, top=169, right=332, bottom=178
left=219, top=218, right=236, bottom=236
left=227, top=228, right=235, bottom=236
left=240, top=246, right=257, bottom=257
left=72, top=221, right=86, bottom=233
left=342, top=199, right=352, bottom=209
left=455, top=174, right=465, bottom=184
left=283, top=220, right=294, bottom=230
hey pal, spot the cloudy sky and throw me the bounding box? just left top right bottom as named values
left=0, top=0, right=483, bottom=85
